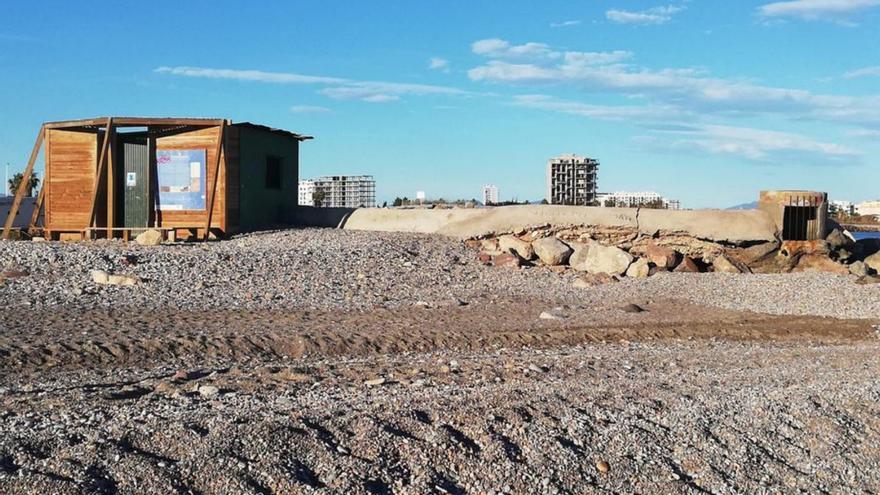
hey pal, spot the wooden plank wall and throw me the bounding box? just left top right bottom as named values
left=155, top=126, right=226, bottom=232
left=45, top=129, right=99, bottom=231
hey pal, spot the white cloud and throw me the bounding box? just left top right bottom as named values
left=843, top=66, right=880, bottom=78
left=428, top=57, right=450, bottom=72
left=606, top=5, right=684, bottom=25
left=757, top=0, right=880, bottom=22
left=154, top=66, right=344, bottom=84
left=848, top=128, right=880, bottom=137
left=470, top=39, right=561, bottom=59
left=155, top=66, right=467, bottom=103
left=660, top=124, right=860, bottom=161
left=290, top=105, right=332, bottom=113
left=512, top=94, right=682, bottom=121
left=550, top=20, right=581, bottom=28
left=467, top=39, right=880, bottom=126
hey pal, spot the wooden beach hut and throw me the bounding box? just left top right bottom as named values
left=2, top=117, right=311, bottom=241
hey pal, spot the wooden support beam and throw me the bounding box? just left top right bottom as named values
left=28, top=185, right=45, bottom=230
left=203, top=120, right=226, bottom=241
left=106, top=128, right=115, bottom=238
left=2, top=125, right=45, bottom=240
left=86, top=118, right=114, bottom=230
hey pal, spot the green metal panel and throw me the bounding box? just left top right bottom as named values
left=123, top=141, right=149, bottom=228
left=236, top=126, right=299, bottom=231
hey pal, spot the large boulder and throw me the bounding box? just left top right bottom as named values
left=498, top=235, right=534, bottom=260
left=826, top=228, right=855, bottom=250
left=532, top=237, right=572, bottom=266
left=643, top=243, right=679, bottom=270
left=567, top=242, right=593, bottom=271
left=493, top=252, right=522, bottom=268
left=713, top=254, right=749, bottom=274
left=865, top=251, right=880, bottom=273
left=740, top=241, right=780, bottom=264
left=673, top=256, right=701, bottom=273
left=792, top=254, right=849, bottom=275
left=135, top=229, right=163, bottom=246
left=577, top=243, right=633, bottom=276
left=625, top=257, right=650, bottom=278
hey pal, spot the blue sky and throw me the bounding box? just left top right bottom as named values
left=1, top=0, right=879, bottom=208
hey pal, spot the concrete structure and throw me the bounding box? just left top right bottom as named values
left=758, top=190, right=828, bottom=241
left=597, top=191, right=680, bottom=209
left=546, top=154, right=599, bottom=205
left=856, top=200, right=880, bottom=218
left=298, top=180, right=315, bottom=206
left=337, top=204, right=777, bottom=243
left=482, top=184, right=499, bottom=205
left=2, top=117, right=311, bottom=240
left=310, top=175, right=375, bottom=208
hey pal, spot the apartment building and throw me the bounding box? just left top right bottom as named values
left=546, top=154, right=599, bottom=205
left=482, top=184, right=499, bottom=205
left=596, top=191, right=680, bottom=209
left=305, top=175, right=376, bottom=208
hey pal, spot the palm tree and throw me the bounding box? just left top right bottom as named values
left=8, top=172, right=40, bottom=197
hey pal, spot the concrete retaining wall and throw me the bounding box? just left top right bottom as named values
left=339, top=205, right=778, bottom=244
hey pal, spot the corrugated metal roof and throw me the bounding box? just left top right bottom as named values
left=232, top=122, right=313, bottom=141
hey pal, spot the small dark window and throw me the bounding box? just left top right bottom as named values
left=265, top=156, right=282, bottom=189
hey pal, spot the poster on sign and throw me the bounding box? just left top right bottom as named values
left=156, top=149, right=206, bottom=210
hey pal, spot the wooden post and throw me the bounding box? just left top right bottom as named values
left=106, top=127, right=115, bottom=239
left=28, top=183, right=46, bottom=231
left=2, top=125, right=45, bottom=240
left=203, top=120, right=226, bottom=241
left=86, top=118, right=114, bottom=231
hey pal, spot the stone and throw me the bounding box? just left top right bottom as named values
left=492, top=252, right=522, bottom=268
left=135, top=229, right=163, bottom=246
left=497, top=235, right=534, bottom=260
left=567, top=242, right=594, bottom=271
left=856, top=275, right=880, bottom=285
left=644, top=243, right=678, bottom=269
left=108, top=274, right=139, bottom=286
left=673, top=256, right=700, bottom=273
left=572, top=273, right=617, bottom=287
left=577, top=243, right=634, bottom=275
left=479, top=239, right=502, bottom=256
left=625, top=257, right=650, bottom=278
left=539, top=309, right=567, bottom=320
left=90, top=269, right=110, bottom=284
left=1, top=269, right=29, bottom=278
left=792, top=254, right=849, bottom=275
left=476, top=252, right=493, bottom=265
left=31, top=237, right=46, bottom=242
left=849, top=260, right=869, bottom=277
left=740, top=241, right=780, bottom=264
left=865, top=252, right=880, bottom=273
left=532, top=237, right=572, bottom=266
left=713, top=254, right=745, bottom=274
left=620, top=303, right=646, bottom=313
left=826, top=228, right=855, bottom=250
left=197, top=385, right=219, bottom=397
left=364, top=378, right=386, bottom=387
left=596, top=460, right=610, bottom=474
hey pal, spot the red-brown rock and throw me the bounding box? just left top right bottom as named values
left=673, top=256, right=700, bottom=273
left=493, top=253, right=522, bottom=268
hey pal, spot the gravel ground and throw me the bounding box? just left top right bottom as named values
left=2, top=229, right=880, bottom=494
left=1, top=229, right=879, bottom=318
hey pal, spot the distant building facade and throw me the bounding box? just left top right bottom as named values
left=308, top=175, right=376, bottom=208
left=546, top=154, right=599, bottom=205
left=298, top=179, right=315, bottom=206
left=482, top=184, right=499, bottom=205
left=829, top=200, right=856, bottom=216
left=596, top=191, right=680, bottom=210
left=856, top=200, right=880, bottom=218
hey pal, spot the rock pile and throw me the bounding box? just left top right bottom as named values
left=468, top=224, right=880, bottom=283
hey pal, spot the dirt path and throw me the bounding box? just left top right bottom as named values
left=1, top=297, right=875, bottom=373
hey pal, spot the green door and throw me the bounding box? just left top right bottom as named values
left=123, top=140, right=149, bottom=229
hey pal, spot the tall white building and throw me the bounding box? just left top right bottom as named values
left=298, top=179, right=315, bottom=206
left=596, top=191, right=680, bottom=209
left=546, top=154, right=599, bottom=205
left=482, top=184, right=499, bottom=205
left=306, top=175, right=376, bottom=208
